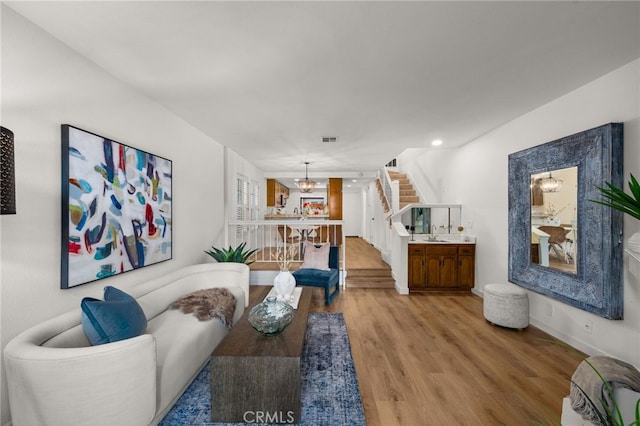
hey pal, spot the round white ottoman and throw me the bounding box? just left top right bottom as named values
left=483, top=283, right=529, bottom=330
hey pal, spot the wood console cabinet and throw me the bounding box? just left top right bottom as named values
left=408, top=244, right=475, bottom=291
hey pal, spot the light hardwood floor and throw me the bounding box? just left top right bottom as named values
left=249, top=285, right=582, bottom=425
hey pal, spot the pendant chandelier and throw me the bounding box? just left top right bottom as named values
left=540, top=173, right=563, bottom=193
left=297, top=162, right=316, bottom=193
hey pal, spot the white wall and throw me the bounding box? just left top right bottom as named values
left=0, top=7, right=228, bottom=424
left=398, top=59, right=640, bottom=364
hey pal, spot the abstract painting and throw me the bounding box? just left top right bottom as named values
left=61, top=125, right=172, bottom=288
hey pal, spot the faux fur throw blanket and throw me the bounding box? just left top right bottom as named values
left=172, top=288, right=236, bottom=328
left=570, top=355, right=640, bottom=425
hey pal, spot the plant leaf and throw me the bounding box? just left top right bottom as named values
left=629, top=174, right=640, bottom=202
left=204, top=243, right=258, bottom=265
left=591, top=174, right=640, bottom=221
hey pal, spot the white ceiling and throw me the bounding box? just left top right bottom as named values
left=6, top=1, right=640, bottom=188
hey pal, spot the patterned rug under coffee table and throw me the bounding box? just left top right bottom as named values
left=160, top=312, right=366, bottom=426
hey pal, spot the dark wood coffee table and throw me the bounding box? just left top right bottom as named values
left=210, top=286, right=312, bottom=423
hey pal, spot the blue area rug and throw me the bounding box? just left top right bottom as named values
left=160, top=312, right=366, bottom=426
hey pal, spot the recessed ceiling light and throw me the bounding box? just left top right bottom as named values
left=432, top=139, right=443, bottom=146
left=352, top=179, right=357, bottom=183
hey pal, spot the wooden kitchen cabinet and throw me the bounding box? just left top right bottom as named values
left=266, top=179, right=289, bottom=207
left=408, top=245, right=427, bottom=289
left=327, top=178, right=342, bottom=220
left=327, top=178, right=343, bottom=245
left=457, top=245, right=475, bottom=289
left=425, top=246, right=458, bottom=288
left=408, top=244, right=475, bottom=291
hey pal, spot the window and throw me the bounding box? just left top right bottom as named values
left=235, top=174, right=260, bottom=242
left=250, top=180, right=259, bottom=221
left=237, top=176, right=249, bottom=221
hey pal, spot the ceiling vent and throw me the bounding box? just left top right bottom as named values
left=321, top=136, right=338, bottom=143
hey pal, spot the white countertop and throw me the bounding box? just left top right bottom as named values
left=408, top=235, right=476, bottom=244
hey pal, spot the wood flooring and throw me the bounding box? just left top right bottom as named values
left=248, top=285, right=582, bottom=425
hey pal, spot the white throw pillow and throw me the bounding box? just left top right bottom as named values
left=300, top=242, right=330, bottom=271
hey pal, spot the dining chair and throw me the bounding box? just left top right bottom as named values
left=307, top=225, right=330, bottom=244
left=538, top=225, right=573, bottom=263
left=277, top=225, right=301, bottom=245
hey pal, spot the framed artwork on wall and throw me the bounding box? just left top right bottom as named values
left=61, top=125, right=172, bottom=289
left=300, top=197, right=325, bottom=210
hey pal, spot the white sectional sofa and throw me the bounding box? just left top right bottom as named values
left=4, top=263, right=250, bottom=426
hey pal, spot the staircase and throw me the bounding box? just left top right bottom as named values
left=346, top=268, right=395, bottom=289
left=374, top=179, right=390, bottom=213
left=344, top=237, right=395, bottom=289
left=387, top=171, right=420, bottom=209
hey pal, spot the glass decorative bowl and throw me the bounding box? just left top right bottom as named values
left=248, top=296, right=295, bottom=336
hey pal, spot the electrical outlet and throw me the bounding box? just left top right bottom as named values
left=583, top=320, right=593, bottom=334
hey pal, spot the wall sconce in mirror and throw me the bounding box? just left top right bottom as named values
left=0, top=126, right=16, bottom=215
left=508, top=123, right=624, bottom=319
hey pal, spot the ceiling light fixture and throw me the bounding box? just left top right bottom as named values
left=432, top=139, right=443, bottom=146
left=540, top=173, right=563, bottom=193
left=297, top=162, right=316, bottom=193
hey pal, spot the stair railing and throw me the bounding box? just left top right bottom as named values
left=380, top=166, right=400, bottom=214
left=225, top=220, right=346, bottom=285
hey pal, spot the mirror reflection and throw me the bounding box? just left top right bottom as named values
left=530, top=166, right=578, bottom=274
left=400, top=206, right=463, bottom=235
left=412, top=207, right=431, bottom=233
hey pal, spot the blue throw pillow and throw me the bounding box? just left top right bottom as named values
left=81, top=286, right=147, bottom=345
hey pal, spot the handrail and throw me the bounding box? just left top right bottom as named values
left=226, top=220, right=346, bottom=280
left=380, top=166, right=400, bottom=213
left=380, top=167, right=392, bottom=210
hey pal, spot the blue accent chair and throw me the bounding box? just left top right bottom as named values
left=293, top=245, right=340, bottom=305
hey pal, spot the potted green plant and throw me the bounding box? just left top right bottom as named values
left=592, top=173, right=640, bottom=253
left=205, top=242, right=258, bottom=265
left=592, top=174, right=640, bottom=220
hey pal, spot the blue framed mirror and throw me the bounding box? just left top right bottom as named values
left=508, top=123, right=624, bottom=319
